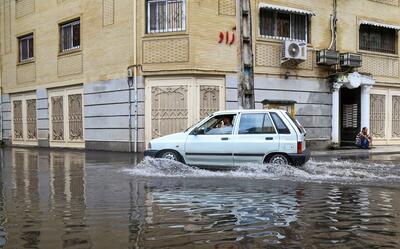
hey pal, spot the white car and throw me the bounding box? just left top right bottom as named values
left=144, top=109, right=310, bottom=167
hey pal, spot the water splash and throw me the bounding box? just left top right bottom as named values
left=124, top=157, right=400, bottom=184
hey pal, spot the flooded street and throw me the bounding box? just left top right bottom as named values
left=0, top=148, right=400, bottom=248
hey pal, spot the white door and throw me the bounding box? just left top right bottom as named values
left=233, top=112, right=280, bottom=165
left=145, top=77, right=225, bottom=145
left=11, top=94, right=37, bottom=145
left=370, top=88, right=400, bottom=145
left=185, top=114, right=236, bottom=167
left=48, top=87, right=84, bottom=148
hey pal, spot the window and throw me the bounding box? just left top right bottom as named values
left=194, top=114, right=236, bottom=135
left=270, top=112, right=290, bottom=134
left=260, top=8, right=308, bottom=42
left=239, top=114, right=276, bottom=134
left=18, top=34, right=34, bottom=62
left=359, top=24, right=397, bottom=54
left=286, top=112, right=305, bottom=134
left=146, top=0, right=185, bottom=33
left=60, top=19, right=80, bottom=52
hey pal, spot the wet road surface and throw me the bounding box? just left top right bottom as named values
left=0, top=148, right=400, bottom=248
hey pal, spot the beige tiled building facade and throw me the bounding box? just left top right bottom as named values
left=1, top=0, right=400, bottom=151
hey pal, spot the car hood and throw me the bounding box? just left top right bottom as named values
left=151, top=132, right=186, bottom=143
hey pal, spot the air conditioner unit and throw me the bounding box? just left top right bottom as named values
left=316, top=49, right=340, bottom=66
left=281, top=40, right=307, bottom=63
left=340, top=53, right=362, bottom=68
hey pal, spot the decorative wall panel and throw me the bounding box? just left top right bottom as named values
left=16, top=0, right=35, bottom=18
left=103, top=0, right=114, bottom=26
left=57, top=53, right=83, bottom=76
left=369, top=0, right=399, bottom=6
left=68, top=94, right=83, bottom=140
left=143, top=38, right=189, bottom=64
left=370, top=94, right=386, bottom=138
left=255, top=43, right=312, bottom=70
left=17, top=62, right=36, bottom=84
left=360, top=54, right=399, bottom=78
left=26, top=99, right=37, bottom=140
left=151, top=86, right=188, bottom=139
left=51, top=96, right=64, bottom=141
left=392, top=95, right=400, bottom=138
left=218, top=0, right=235, bottom=16
left=13, top=100, right=23, bottom=140
left=200, top=86, right=219, bottom=119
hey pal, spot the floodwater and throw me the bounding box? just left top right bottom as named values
left=0, top=148, right=400, bottom=248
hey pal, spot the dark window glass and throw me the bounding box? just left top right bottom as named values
left=18, top=34, right=34, bottom=62
left=146, top=0, right=185, bottom=33
left=285, top=112, right=305, bottom=134
left=73, top=23, right=80, bottom=47
left=276, top=12, right=290, bottom=38
left=359, top=24, right=396, bottom=54
left=239, top=114, right=264, bottom=134
left=60, top=20, right=80, bottom=52
left=239, top=114, right=276, bottom=134
left=270, top=112, right=291, bottom=134
left=260, top=9, right=308, bottom=42
left=263, top=114, right=276, bottom=134
left=195, top=114, right=236, bottom=135
left=260, top=9, right=274, bottom=36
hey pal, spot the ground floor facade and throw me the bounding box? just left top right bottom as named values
left=1, top=73, right=398, bottom=152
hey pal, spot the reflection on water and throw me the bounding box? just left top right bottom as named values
left=0, top=148, right=399, bottom=248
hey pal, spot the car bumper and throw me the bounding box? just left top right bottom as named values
left=143, top=150, right=159, bottom=158
left=288, top=148, right=311, bottom=166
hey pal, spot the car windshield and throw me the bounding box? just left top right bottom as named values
left=286, top=112, right=306, bottom=134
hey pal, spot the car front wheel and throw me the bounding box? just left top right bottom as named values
left=268, top=154, right=290, bottom=165
left=159, top=150, right=181, bottom=162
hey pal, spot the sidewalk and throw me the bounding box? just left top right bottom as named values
left=311, top=145, right=400, bottom=157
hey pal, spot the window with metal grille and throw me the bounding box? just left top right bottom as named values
left=359, top=24, right=397, bottom=54
left=146, top=0, right=185, bottom=33
left=260, top=9, right=308, bottom=42
left=60, top=19, right=80, bottom=52
left=18, top=34, right=34, bottom=62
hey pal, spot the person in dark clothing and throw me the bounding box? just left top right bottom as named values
left=356, top=127, right=372, bottom=149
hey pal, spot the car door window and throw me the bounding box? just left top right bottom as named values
left=239, top=113, right=276, bottom=134
left=270, top=112, right=291, bottom=134
left=263, top=114, right=277, bottom=134
left=196, top=114, right=236, bottom=135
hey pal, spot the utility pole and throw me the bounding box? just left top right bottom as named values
left=237, top=0, right=255, bottom=109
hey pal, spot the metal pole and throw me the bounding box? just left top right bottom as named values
left=134, top=72, right=138, bottom=153
left=128, top=77, right=133, bottom=153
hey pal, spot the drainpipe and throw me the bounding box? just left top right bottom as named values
left=127, top=0, right=139, bottom=153
left=328, top=0, right=337, bottom=50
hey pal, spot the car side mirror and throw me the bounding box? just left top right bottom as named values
left=197, top=128, right=205, bottom=135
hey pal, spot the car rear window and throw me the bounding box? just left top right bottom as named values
left=270, top=112, right=291, bottom=134
left=285, top=111, right=306, bottom=134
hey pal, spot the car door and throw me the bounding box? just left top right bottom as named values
left=185, top=114, right=236, bottom=167
left=270, top=111, right=298, bottom=154
left=233, top=113, right=280, bottom=165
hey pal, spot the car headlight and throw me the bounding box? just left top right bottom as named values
left=148, top=142, right=152, bottom=149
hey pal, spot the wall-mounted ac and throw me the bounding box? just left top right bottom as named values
left=316, top=49, right=339, bottom=66
left=340, top=53, right=362, bottom=68
left=281, top=40, right=307, bottom=64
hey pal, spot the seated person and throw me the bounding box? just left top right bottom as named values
left=205, top=116, right=234, bottom=135
left=356, top=127, right=372, bottom=149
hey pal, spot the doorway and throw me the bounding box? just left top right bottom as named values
left=340, top=87, right=361, bottom=146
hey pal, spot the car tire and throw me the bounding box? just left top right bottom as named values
left=158, top=150, right=182, bottom=162
left=267, top=154, right=290, bottom=165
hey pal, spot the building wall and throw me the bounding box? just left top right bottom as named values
left=1, top=0, right=400, bottom=151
